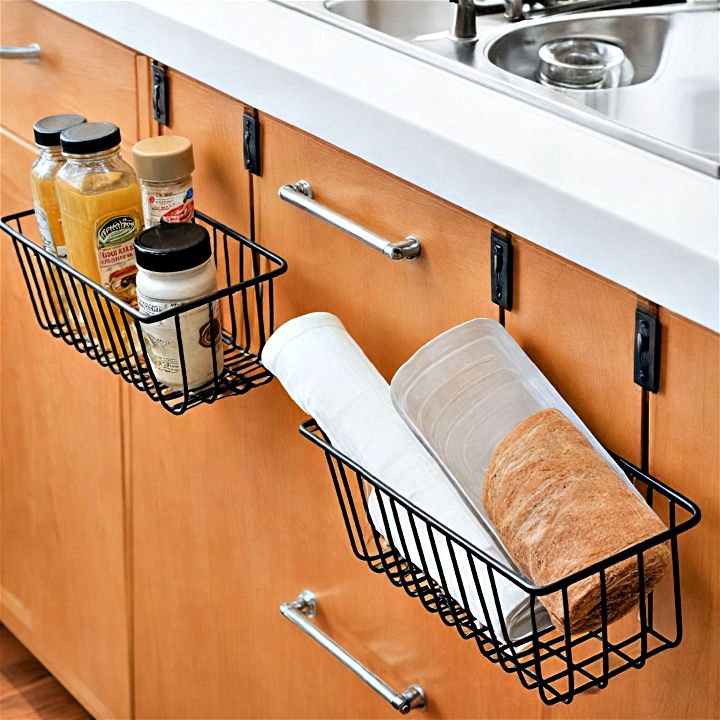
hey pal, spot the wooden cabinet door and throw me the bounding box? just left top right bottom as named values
left=250, top=115, right=534, bottom=720
left=0, top=0, right=140, bottom=153
left=130, top=112, right=543, bottom=719
left=504, top=238, right=642, bottom=463
left=643, top=313, right=717, bottom=719
left=0, top=132, right=132, bottom=719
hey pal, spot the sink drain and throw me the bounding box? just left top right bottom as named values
left=538, top=38, right=625, bottom=90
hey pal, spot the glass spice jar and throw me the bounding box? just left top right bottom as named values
left=132, top=135, right=195, bottom=228
left=30, top=113, right=87, bottom=259
left=57, top=122, right=142, bottom=307
left=57, top=122, right=143, bottom=351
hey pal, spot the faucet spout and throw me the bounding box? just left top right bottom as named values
left=450, top=0, right=478, bottom=40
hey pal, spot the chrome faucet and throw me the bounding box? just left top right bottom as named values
left=451, top=0, right=481, bottom=39
left=450, top=0, right=668, bottom=31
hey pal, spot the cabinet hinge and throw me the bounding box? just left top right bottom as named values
left=634, top=308, right=661, bottom=393
left=151, top=62, right=169, bottom=126
left=243, top=111, right=261, bottom=176
left=490, top=229, right=513, bottom=311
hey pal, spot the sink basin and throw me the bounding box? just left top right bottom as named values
left=483, top=6, right=719, bottom=171
left=272, top=0, right=720, bottom=176
left=488, top=14, right=670, bottom=86
left=323, top=0, right=453, bottom=39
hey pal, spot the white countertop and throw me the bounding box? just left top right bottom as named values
left=40, top=0, right=720, bottom=331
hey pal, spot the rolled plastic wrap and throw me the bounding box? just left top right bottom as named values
left=261, top=312, right=549, bottom=642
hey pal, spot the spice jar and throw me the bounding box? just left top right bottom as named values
left=134, top=223, right=223, bottom=390
left=57, top=122, right=143, bottom=307
left=57, top=122, right=143, bottom=350
left=132, top=136, right=195, bottom=228
left=30, top=113, right=86, bottom=258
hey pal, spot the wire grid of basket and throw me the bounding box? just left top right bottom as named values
left=0, top=209, right=287, bottom=414
left=300, top=419, right=700, bottom=704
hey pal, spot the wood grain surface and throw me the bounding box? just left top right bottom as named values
left=0, top=0, right=139, bottom=155
left=504, top=237, right=643, bottom=465
left=159, top=69, right=252, bottom=236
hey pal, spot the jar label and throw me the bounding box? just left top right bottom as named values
left=143, top=186, right=194, bottom=228
left=137, top=293, right=223, bottom=390
left=95, top=215, right=139, bottom=305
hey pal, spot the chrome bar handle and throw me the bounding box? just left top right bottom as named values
left=280, top=590, right=426, bottom=714
left=278, top=180, right=421, bottom=261
left=1, top=44, right=41, bottom=61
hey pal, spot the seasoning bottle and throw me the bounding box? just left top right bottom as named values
left=134, top=223, right=223, bottom=390
left=57, top=122, right=142, bottom=307
left=132, top=136, right=195, bottom=228
left=30, top=113, right=86, bottom=258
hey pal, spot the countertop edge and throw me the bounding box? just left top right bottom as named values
left=36, top=0, right=720, bottom=332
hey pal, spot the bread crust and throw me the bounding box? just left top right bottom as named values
left=483, top=408, right=670, bottom=635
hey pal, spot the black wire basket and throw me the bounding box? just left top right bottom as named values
left=0, top=209, right=287, bottom=415
left=300, top=419, right=701, bottom=705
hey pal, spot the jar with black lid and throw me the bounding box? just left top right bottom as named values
left=56, top=122, right=142, bottom=307
left=134, top=222, right=223, bottom=390
left=30, top=113, right=86, bottom=258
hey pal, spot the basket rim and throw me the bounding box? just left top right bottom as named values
left=299, top=418, right=701, bottom=596
left=0, top=208, right=288, bottom=323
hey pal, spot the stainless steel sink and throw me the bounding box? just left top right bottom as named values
left=273, top=0, right=719, bottom=176
left=488, top=14, right=670, bottom=85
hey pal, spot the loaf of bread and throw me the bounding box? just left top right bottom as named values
left=483, top=408, right=670, bottom=635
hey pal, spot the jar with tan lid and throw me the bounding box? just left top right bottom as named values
left=132, top=135, right=195, bottom=228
